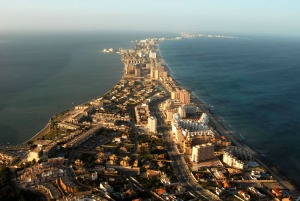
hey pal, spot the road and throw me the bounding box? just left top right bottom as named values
left=65, top=149, right=91, bottom=191
left=149, top=98, right=221, bottom=201
left=191, top=95, right=297, bottom=192
left=129, top=176, right=164, bottom=201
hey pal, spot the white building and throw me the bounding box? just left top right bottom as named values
left=149, top=51, right=157, bottom=59
left=172, top=113, right=208, bottom=134
left=182, top=129, right=215, bottom=138
left=172, top=113, right=182, bottom=134
left=191, top=143, right=214, bottom=162
left=223, top=151, right=246, bottom=169
left=180, top=120, right=207, bottom=131
left=148, top=116, right=157, bottom=133
left=99, top=182, right=113, bottom=193
left=178, top=106, right=186, bottom=118
left=199, top=113, right=209, bottom=125
left=90, top=171, right=98, bottom=181
left=222, top=147, right=252, bottom=169
left=27, top=147, right=42, bottom=162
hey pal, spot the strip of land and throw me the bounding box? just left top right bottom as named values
left=1, top=33, right=299, bottom=201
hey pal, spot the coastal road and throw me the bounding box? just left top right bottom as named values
left=149, top=98, right=221, bottom=201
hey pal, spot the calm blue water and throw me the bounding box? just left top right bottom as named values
left=0, top=31, right=169, bottom=145
left=160, top=36, right=300, bottom=187
left=1, top=32, right=300, bottom=187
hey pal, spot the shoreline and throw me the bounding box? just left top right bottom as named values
left=18, top=55, right=125, bottom=146
left=24, top=121, right=51, bottom=144
left=12, top=35, right=299, bottom=192
left=157, top=39, right=299, bottom=191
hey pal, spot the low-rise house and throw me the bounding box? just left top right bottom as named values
left=99, top=182, right=113, bottom=193
left=146, top=169, right=161, bottom=178
left=90, top=171, right=98, bottom=181
left=156, top=188, right=168, bottom=196
left=114, top=137, right=121, bottom=143
left=272, top=188, right=282, bottom=197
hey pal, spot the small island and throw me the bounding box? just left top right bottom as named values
left=0, top=33, right=299, bottom=201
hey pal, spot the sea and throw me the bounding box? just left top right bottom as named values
left=159, top=35, right=300, bottom=187
left=0, top=31, right=167, bottom=144
left=0, top=31, right=299, bottom=186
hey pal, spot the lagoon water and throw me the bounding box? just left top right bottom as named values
left=0, top=32, right=165, bottom=144
left=159, top=36, right=300, bottom=187
left=1, top=32, right=300, bottom=186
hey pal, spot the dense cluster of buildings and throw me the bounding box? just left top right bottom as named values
left=134, top=105, right=149, bottom=125
left=36, top=182, right=63, bottom=200
left=27, top=140, right=57, bottom=162
left=2, top=35, right=298, bottom=201
left=17, top=157, right=65, bottom=188
left=0, top=151, right=14, bottom=166
left=166, top=107, right=230, bottom=160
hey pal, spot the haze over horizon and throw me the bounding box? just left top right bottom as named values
left=1, top=0, right=300, bottom=37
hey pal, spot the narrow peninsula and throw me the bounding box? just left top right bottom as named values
left=0, top=33, right=299, bottom=201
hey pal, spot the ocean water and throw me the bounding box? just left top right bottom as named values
left=1, top=31, right=300, bottom=187
left=0, top=31, right=169, bottom=145
left=159, top=36, right=300, bottom=187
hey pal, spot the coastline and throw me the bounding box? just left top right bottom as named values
left=24, top=121, right=51, bottom=144
left=20, top=54, right=125, bottom=145
left=0, top=32, right=128, bottom=146
left=21, top=79, right=124, bottom=145
left=11, top=35, right=299, bottom=194
left=157, top=39, right=299, bottom=191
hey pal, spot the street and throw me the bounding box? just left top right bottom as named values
left=149, top=98, right=221, bottom=201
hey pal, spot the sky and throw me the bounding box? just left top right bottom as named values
left=1, top=0, right=300, bottom=36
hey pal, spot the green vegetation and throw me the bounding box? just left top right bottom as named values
left=77, top=153, right=96, bottom=165
left=138, top=177, right=162, bottom=189
left=40, top=127, right=64, bottom=140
